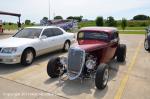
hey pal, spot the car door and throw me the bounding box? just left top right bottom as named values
left=38, top=28, right=57, bottom=55
left=109, top=31, right=119, bottom=58
left=51, top=28, right=66, bottom=49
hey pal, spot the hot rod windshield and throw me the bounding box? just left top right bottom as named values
left=78, top=31, right=109, bottom=41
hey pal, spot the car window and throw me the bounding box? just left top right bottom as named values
left=13, top=28, right=42, bottom=39
left=51, top=28, right=63, bottom=36
left=42, top=28, right=54, bottom=37
left=78, top=31, right=109, bottom=41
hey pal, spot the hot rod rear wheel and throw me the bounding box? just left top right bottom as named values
left=144, top=39, right=150, bottom=51
left=47, top=57, right=61, bottom=78
left=117, top=44, right=127, bottom=62
left=95, top=64, right=109, bottom=90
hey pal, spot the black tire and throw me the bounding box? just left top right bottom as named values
left=144, top=39, right=150, bottom=51
left=21, top=49, right=34, bottom=66
left=95, top=64, right=109, bottom=90
left=47, top=57, right=62, bottom=78
left=63, top=41, right=70, bottom=52
left=117, top=44, right=127, bottom=62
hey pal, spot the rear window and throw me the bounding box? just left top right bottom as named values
left=78, top=31, right=109, bottom=41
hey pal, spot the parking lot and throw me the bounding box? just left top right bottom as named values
left=0, top=32, right=150, bottom=99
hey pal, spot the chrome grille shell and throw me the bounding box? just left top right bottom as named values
left=67, top=46, right=85, bottom=80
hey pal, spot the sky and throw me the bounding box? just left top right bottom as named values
left=0, top=0, right=150, bottom=23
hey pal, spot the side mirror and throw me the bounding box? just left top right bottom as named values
left=40, top=35, right=47, bottom=39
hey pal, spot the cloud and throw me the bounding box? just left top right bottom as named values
left=0, top=0, right=150, bottom=22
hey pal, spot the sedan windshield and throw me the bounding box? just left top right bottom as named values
left=13, top=28, right=42, bottom=39
left=78, top=31, right=109, bottom=41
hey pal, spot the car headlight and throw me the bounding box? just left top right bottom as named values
left=1, top=47, right=17, bottom=54
left=86, top=59, right=96, bottom=70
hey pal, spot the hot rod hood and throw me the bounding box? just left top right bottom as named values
left=72, top=42, right=107, bottom=52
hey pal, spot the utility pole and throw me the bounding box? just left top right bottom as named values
left=48, top=0, right=50, bottom=20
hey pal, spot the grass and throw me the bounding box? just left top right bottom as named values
left=117, top=27, right=146, bottom=30
left=119, top=31, right=145, bottom=34
left=2, top=21, right=146, bottom=34
left=78, top=21, right=96, bottom=28
left=78, top=21, right=146, bottom=30
left=2, top=24, right=35, bottom=30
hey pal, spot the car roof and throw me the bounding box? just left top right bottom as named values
left=25, top=26, right=59, bottom=30
left=79, top=27, right=118, bottom=33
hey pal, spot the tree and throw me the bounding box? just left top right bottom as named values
left=133, top=15, right=149, bottom=20
left=25, top=20, right=31, bottom=25
left=3, top=22, right=6, bottom=25
left=54, top=16, right=63, bottom=20
left=121, top=18, right=127, bottom=30
left=8, top=22, right=13, bottom=25
left=67, top=16, right=74, bottom=20
left=66, top=16, right=83, bottom=22
left=96, top=16, right=104, bottom=26
left=105, top=16, right=117, bottom=26
left=42, top=17, right=48, bottom=21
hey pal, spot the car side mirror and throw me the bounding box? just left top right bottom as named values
left=40, top=35, right=47, bottom=39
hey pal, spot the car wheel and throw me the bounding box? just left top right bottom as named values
left=21, top=49, right=34, bottom=66
left=144, top=39, right=150, bottom=51
left=63, top=41, right=70, bottom=52
left=117, top=44, right=127, bottom=62
left=47, top=57, right=62, bottom=78
left=95, top=64, right=109, bottom=90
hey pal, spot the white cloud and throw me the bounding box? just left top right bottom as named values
left=0, top=0, right=150, bottom=22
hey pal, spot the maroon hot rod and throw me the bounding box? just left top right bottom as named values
left=47, top=27, right=127, bottom=90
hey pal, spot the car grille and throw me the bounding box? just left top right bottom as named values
left=68, top=47, right=85, bottom=74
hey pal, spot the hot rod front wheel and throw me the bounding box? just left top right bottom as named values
left=95, top=64, right=109, bottom=90
left=47, top=57, right=62, bottom=78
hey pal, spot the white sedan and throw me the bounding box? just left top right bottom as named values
left=0, top=26, right=75, bottom=66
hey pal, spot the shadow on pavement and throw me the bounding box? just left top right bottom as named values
left=108, top=59, right=126, bottom=81
left=44, top=59, right=126, bottom=98
left=0, top=50, right=66, bottom=75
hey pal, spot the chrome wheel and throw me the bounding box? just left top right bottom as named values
left=26, top=51, right=33, bottom=64
left=103, top=68, right=109, bottom=86
left=64, top=42, right=70, bottom=51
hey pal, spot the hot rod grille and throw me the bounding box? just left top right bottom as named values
left=68, top=47, right=85, bottom=74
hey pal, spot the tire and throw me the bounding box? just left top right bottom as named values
left=21, top=49, right=34, bottom=66
left=95, top=64, right=109, bottom=90
left=63, top=41, right=70, bottom=52
left=117, top=44, right=127, bottom=62
left=47, top=57, right=62, bottom=78
left=144, top=39, right=150, bottom=51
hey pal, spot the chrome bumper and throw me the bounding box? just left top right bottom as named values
left=0, top=54, right=21, bottom=64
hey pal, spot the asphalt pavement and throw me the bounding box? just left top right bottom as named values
left=0, top=33, right=150, bottom=99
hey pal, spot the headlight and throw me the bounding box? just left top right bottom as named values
left=86, top=59, right=96, bottom=70
left=1, top=47, right=17, bottom=54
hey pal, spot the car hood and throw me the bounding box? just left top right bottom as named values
left=72, top=42, right=107, bottom=52
left=0, top=37, right=37, bottom=47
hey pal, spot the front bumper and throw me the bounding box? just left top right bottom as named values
left=0, top=54, right=21, bottom=64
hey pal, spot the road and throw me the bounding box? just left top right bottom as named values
left=0, top=33, right=150, bottom=99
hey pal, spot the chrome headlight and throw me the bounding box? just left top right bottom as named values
left=1, top=47, right=17, bottom=54
left=86, top=59, right=96, bottom=70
